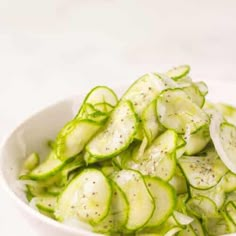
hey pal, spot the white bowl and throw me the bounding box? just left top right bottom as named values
left=1, top=82, right=236, bottom=236
left=0, top=94, right=105, bottom=236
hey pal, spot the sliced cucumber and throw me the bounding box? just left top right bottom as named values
left=190, top=216, right=205, bottom=236
left=177, top=225, right=197, bottom=236
left=173, top=211, right=194, bottom=226
left=129, top=130, right=178, bottom=181
left=76, top=86, right=118, bottom=118
left=225, top=201, right=236, bottom=225
left=111, top=170, right=155, bottom=231
left=166, top=65, right=191, bottom=81
left=55, top=169, right=112, bottom=225
left=85, top=101, right=138, bottom=163
left=55, top=119, right=102, bottom=161
left=169, top=168, right=188, bottom=195
left=203, top=214, right=235, bottom=236
left=221, top=172, right=236, bottom=193
left=142, top=99, right=164, bottom=144
left=93, top=181, right=128, bottom=233
left=186, top=195, right=219, bottom=218
left=29, top=151, right=66, bottom=180
left=19, top=152, right=40, bottom=179
left=156, top=89, right=209, bottom=134
left=210, top=112, right=236, bottom=173
left=195, top=81, right=208, bottom=96
left=34, top=196, right=57, bottom=213
left=190, top=185, right=226, bottom=209
left=121, top=73, right=172, bottom=117
left=178, top=148, right=228, bottom=190
left=182, top=84, right=205, bottom=108
left=144, top=176, right=176, bottom=227
left=183, top=124, right=210, bottom=156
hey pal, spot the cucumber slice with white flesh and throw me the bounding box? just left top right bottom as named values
left=190, top=217, right=205, bottom=236
left=85, top=101, right=138, bottom=163
left=190, top=185, right=226, bottom=209
left=178, top=148, right=228, bottom=190
left=93, top=181, right=128, bottom=233
left=142, top=99, right=164, bottom=144
left=29, top=151, right=66, bottom=180
left=144, top=176, right=176, bottom=227
left=210, top=112, right=236, bottom=174
left=76, top=86, right=118, bottom=118
left=156, top=89, right=209, bottom=134
left=182, top=85, right=205, bottom=108
left=166, top=65, right=190, bottom=81
left=55, top=169, right=112, bottom=224
left=183, top=124, right=210, bottom=156
left=176, top=136, right=187, bottom=159
left=128, top=130, right=178, bottom=181
left=34, top=196, right=57, bottom=213
left=186, top=195, right=219, bottom=218
left=19, top=152, right=40, bottom=178
left=221, top=172, right=236, bottom=193
left=55, top=119, right=102, bottom=160
left=195, top=81, right=208, bottom=96
left=169, top=169, right=188, bottom=195
left=203, top=214, right=235, bottom=236
left=111, top=170, right=155, bottom=231
left=121, top=73, right=174, bottom=117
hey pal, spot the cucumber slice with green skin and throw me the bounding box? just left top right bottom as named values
left=166, top=65, right=191, bottom=81
left=76, top=86, right=118, bottom=119
left=176, top=136, right=187, bottom=159
left=210, top=112, right=236, bottom=174
left=142, top=99, right=165, bottom=144
left=34, top=196, right=57, bottom=213
left=225, top=201, right=236, bottom=225
left=19, top=152, right=40, bottom=179
left=183, top=124, right=210, bottom=156
left=221, top=172, right=236, bottom=193
left=93, top=102, right=114, bottom=114
left=55, top=168, right=112, bottom=225
left=144, top=176, right=176, bottom=227
left=129, top=130, right=178, bottom=181
left=186, top=195, right=219, bottom=218
left=137, top=216, right=183, bottom=236
left=182, top=85, right=205, bottom=108
left=111, top=170, right=155, bottom=231
left=85, top=101, right=138, bottom=163
left=169, top=169, right=188, bottom=195
left=121, top=73, right=172, bottom=117
left=178, top=148, right=228, bottom=190
left=55, top=119, right=102, bottom=161
left=190, top=185, right=226, bottom=209
left=156, top=89, right=209, bottom=134
left=176, top=194, right=189, bottom=213
left=93, top=181, right=129, bottom=233
left=203, top=214, right=235, bottom=236
left=29, top=151, right=68, bottom=180
left=195, top=81, right=208, bottom=96
left=190, top=216, right=205, bottom=236
left=46, top=185, right=63, bottom=196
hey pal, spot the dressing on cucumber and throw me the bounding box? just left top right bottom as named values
left=18, top=65, right=236, bottom=235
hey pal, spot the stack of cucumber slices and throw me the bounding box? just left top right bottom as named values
left=19, top=65, right=236, bottom=235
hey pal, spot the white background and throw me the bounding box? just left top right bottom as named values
left=0, top=0, right=236, bottom=235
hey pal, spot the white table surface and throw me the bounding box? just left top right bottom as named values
left=1, top=0, right=236, bottom=235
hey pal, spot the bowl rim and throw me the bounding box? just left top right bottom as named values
left=0, top=94, right=103, bottom=236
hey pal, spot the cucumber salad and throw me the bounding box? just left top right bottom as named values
left=19, top=65, right=236, bottom=235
